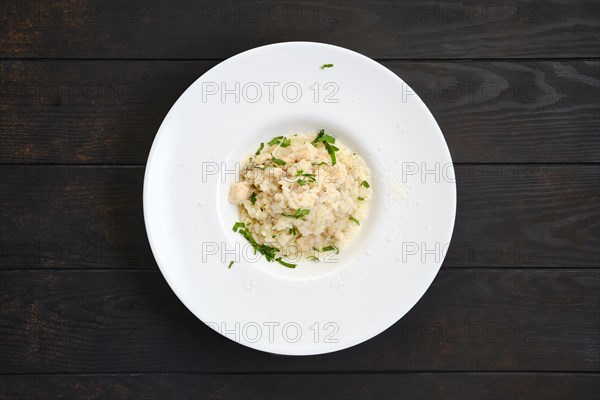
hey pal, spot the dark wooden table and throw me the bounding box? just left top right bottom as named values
left=1, top=1, right=599, bottom=399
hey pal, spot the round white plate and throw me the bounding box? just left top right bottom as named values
left=144, top=42, right=456, bottom=355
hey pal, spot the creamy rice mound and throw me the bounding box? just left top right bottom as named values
left=229, top=132, right=371, bottom=262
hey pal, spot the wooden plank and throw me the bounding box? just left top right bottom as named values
left=1, top=165, right=598, bottom=269
left=450, top=165, right=600, bottom=268
left=0, top=166, right=155, bottom=269
left=0, top=269, right=598, bottom=373
left=1, top=373, right=599, bottom=400
left=1, top=1, right=598, bottom=59
left=0, top=60, right=212, bottom=164
left=1, top=60, right=599, bottom=164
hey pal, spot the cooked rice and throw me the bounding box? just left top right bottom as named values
left=229, top=132, right=371, bottom=261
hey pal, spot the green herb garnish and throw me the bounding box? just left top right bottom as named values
left=312, top=130, right=339, bottom=165
left=322, top=244, right=340, bottom=254
left=360, top=180, right=370, bottom=188
left=358, top=197, right=365, bottom=201
left=311, top=129, right=336, bottom=144
left=255, top=143, right=264, bottom=155
left=312, top=246, right=321, bottom=253
left=296, top=170, right=316, bottom=182
left=297, top=179, right=307, bottom=186
left=258, top=244, right=280, bottom=261
left=349, top=216, right=360, bottom=225
left=271, top=155, right=286, bottom=165
left=268, top=136, right=284, bottom=146
left=308, top=256, right=320, bottom=262
left=250, top=192, right=257, bottom=205
left=228, top=261, right=234, bottom=268
left=233, top=221, right=279, bottom=261
left=288, top=226, right=297, bottom=236
left=282, top=209, right=310, bottom=219
left=324, top=142, right=338, bottom=165
left=320, top=64, right=334, bottom=70
left=275, top=257, right=296, bottom=268
left=281, top=137, right=291, bottom=147
left=312, top=161, right=329, bottom=166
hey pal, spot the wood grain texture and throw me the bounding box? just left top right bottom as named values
left=1, top=165, right=598, bottom=269
left=1, top=0, right=599, bottom=395
left=0, top=166, right=154, bottom=269
left=1, top=0, right=599, bottom=59
left=1, top=373, right=599, bottom=400
left=0, top=269, right=598, bottom=373
left=1, top=60, right=599, bottom=163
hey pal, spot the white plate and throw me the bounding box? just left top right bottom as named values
left=144, top=42, right=456, bottom=355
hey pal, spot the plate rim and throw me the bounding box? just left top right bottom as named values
left=143, top=41, right=457, bottom=355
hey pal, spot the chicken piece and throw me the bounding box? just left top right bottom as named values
left=228, top=182, right=250, bottom=204
left=291, top=142, right=318, bottom=162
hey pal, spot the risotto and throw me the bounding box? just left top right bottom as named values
left=229, top=130, right=371, bottom=268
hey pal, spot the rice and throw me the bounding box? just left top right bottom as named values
left=229, top=132, right=371, bottom=262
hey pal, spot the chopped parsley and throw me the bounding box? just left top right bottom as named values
left=232, top=221, right=279, bottom=261
left=267, top=136, right=291, bottom=147
left=308, top=256, right=320, bottom=262
left=311, top=129, right=336, bottom=144
left=288, top=226, right=297, bottom=236
left=255, top=142, right=264, bottom=155
left=228, top=261, right=234, bottom=269
left=297, top=179, right=307, bottom=186
left=275, top=257, right=296, bottom=268
left=324, top=142, right=339, bottom=165
left=296, top=170, right=316, bottom=182
left=312, top=129, right=339, bottom=165
left=358, top=197, right=365, bottom=201
left=320, top=64, right=334, bottom=70
left=250, top=192, right=257, bottom=205
left=232, top=222, right=246, bottom=232
left=360, top=180, right=370, bottom=188
left=282, top=209, right=310, bottom=219
left=268, top=136, right=284, bottom=146
left=322, top=244, right=340, bottom=254
left=312, top=161, right=329, bottom=166
left=271, top=155, right=286, bottom=165
left=349, top=216, right=360, bottom=225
